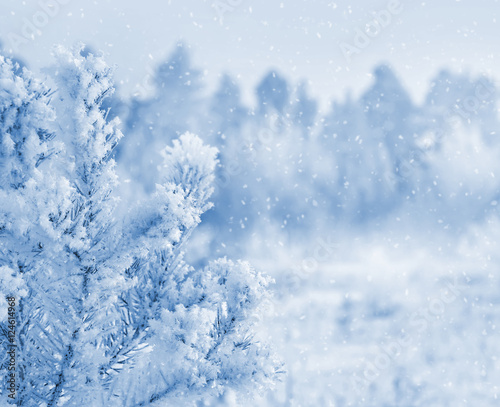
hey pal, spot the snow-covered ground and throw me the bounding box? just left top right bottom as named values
left=203, top=219, right=500, bottom=406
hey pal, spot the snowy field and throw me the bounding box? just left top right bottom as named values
left=215, top=221, right=500, bottom=406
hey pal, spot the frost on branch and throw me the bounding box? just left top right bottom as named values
left=114, top=132, right=280, bottom=405
left=0, top=47, right=281, bottom=406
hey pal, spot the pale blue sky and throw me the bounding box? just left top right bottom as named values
left=1, top=0, right=499, bottom=109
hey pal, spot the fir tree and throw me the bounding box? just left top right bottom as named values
left=0, top=46, right=280, bottom=406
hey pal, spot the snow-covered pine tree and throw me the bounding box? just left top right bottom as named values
left=209, top=74, right=248, bottom=138
left=0, top=46, right=280, bottom=406
left=119, top=42, right=206, bottom=194
left=0, top=53, right=79, bottom=406
left=290, top=81, right=317, bottom=135
left=256, top=70, right=290, bottom=116
left=110, top=133, right=279, bottom=405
